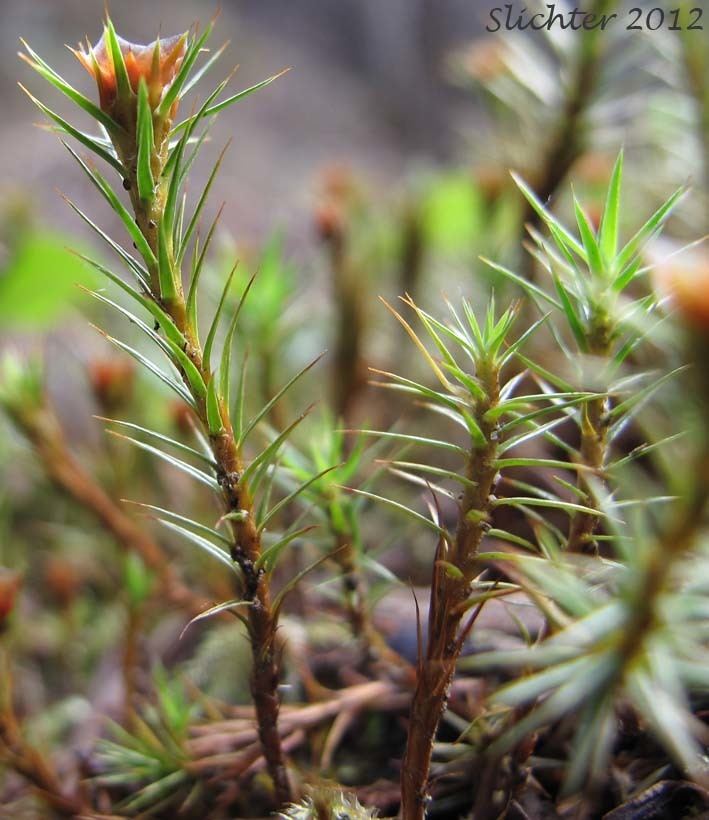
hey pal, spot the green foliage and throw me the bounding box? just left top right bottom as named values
left=96, top=670, right=198, bottom=816
left=0, top=230, right=97, bottom=327
left=0, top=352, right=43, bottom=412
left=421, top=173, right=482, bottom=253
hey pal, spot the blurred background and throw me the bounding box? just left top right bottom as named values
left=1, top=0, right=488, bottom=248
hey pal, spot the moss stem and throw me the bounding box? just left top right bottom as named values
left=400, top=362, right=500, bottom=819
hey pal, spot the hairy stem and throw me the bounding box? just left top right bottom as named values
left=400, top=362, right=500, bottom=820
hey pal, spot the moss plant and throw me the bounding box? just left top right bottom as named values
left=21, top=19, right=298, bottom=805
left=362, top=296, right=597, bottom=817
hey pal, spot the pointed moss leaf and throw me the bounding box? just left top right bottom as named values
left=20, top=85, right=125, bottom=176
left=272, top=545, right=343, bottom=618
left=515, top=352, right=575, bottom=392
left=172, top=69, right=290, bottom=134
left=126, top=500, right=231, bottom=549
left=381, top=297, right=452, bottom=391
left=355, top=429, right=467, bottom=455
left=174, top=191, right=187, bottom=249
left=219, top=272, right=257, bottom=410
left=493, top=497, right=601, bottom=517
left=121, top=771, right=190, bottom=814
left=97, top=331, right=195, bottom=407
left=341, top=486, right=449, bottom=538
left=206, top=376, right=224, bottom=435
left=90, top=289, right=206, bottom=407
left=495, top=655, right=594, bottom=706
left=388, top=467, right=456, bottom=500
left=163, top=336, right=207, bottom=403
left=486, top=528, right=537, bottom=551
left=157, top=217, right=177, bottom=301
left=136, top=79, right=156, bottom=202
left=498, top=415, right=570, bottom=454
left=462, top=409, right=487, bottom=448
left=108, top=431, right=218, bottom=490
left=64, top=143, right=157, bottom=268
left=256, top=526, right=317, bottom=573
left=186, top=205, right=223, bottom=331
left=500, top=313, right=550, bottom=366
left=63, top=198, right=150, bottom=290
left=86, top=289, right=174, bottom=361
left=564, top=696, right=616, bottom=797
left=203, top=262, right=237, bottom=368
left=232, top=349, right=249, bottom=441
left=101, top=419, right=216, bottom=468
left=76, top=254, right=183, bottom=347
left=481, top=258, right=561, bottom=310
left=599, top=150, right=623, bottom=265
left=511, top=172, right=586, bottom=260
left=552, top=274, right=587, bottom=351
left=240, top=408, right=313, bottom=490
left=489, top=661, right=614, bottom=757
left=616, top=187, right=687, bottom=275
left=374, top=364, right=471, bottom=405
left=179, top=40, right=229, bottom=99
left=257, top=465, right=338, bottom=533
left=573, top=195, right=603, bottom=277
left=157, top=28, right=210, bottom=118
left=104, top=19, right=131, bottom=99
left=163, top=76, right=227, bottom=189
left=382, top=460, right=477, bottom=488
left=178, top=141, right=230, bottom=264
left=240, top=352, right=325, bottom=446
left=437, top=560, right=465, bottom=580
left=20, top=39, right=122, bottom=136
left=179, top=598, right=251, bottom=640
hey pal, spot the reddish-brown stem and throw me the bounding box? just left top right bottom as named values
left=400, top=363, right=500, bottom=820
left=123, top=147, right=292, bottom=805
left=322, top=219, right=367, bottom=423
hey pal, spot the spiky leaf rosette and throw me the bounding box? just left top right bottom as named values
left=486, top=151, right=687, bottom=552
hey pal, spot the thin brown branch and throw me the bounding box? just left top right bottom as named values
left=0, top=647, right=88, bottom=817
left=10, top=402, right=204, bottom=615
